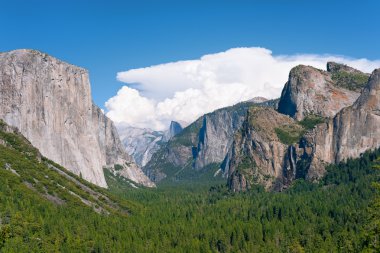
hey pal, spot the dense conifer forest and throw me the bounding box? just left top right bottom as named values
left=0, top=124, right=379, bottom=252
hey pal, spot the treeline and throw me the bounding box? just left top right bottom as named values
left=1, top=141, right=380, bottom=252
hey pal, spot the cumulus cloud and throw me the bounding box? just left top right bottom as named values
left=106, top=47, right=380, bottom=131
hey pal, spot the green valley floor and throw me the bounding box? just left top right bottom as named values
left=0, top=122, right=379, bottom=252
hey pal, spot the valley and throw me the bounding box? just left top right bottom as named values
left=1, top=46, right=380, bottom=253
left=2, top=1, right=380, bottom=252
left=0, top=117, right=378, bottom=251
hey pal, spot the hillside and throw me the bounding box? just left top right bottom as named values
left=0, top=52, right=379, bottom=252
left=0, top=114, right=379, bottom=252
left=143, top=99, right=277, bottom=185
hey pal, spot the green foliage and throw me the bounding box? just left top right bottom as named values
left=331, top=71, right=369, bottom=91
left=159, top=162, right=225, bottom=188
left=298, top=114, right=325, bottom=130
left=170, top=118, right=203, bottom=147
left=275, top=125, right=305, bottom=145
left=237, top=156, right=255, bottom=172
left=275, top=115, right=325, bottom=145
left=114, top=164, right=123, bottom=171
left=0, top=119, right=379, bottom=252
left=362, top=158, right=380, bottom=252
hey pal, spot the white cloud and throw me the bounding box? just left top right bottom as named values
left=106, top=47, right=380, bottom=131
left=105, top=87, right=163, bottom=130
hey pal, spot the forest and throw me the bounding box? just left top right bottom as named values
left=0, top=124, right=379, bottom=252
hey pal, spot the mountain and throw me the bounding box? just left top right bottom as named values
left=1, top=115, right=378, bottom=251
left=0, top=119, right=132, bottom=214
left=143, top=98, right=275, bottom=183
left=0, top=49, right=154, bottom=188
left=222, top=106, right=303, bottom=191
left=297, top=67, right=380, bottom=179
left=0, top=56, right=378, bottom=252
left=166, top=120, right=184, bottom=140
left=119, top=126, right=165, bottom=167
left=224, top=62, right=378, bottom=191
left=119, top=121, right=184, bottom=167
left=277, top=64, right=363, bottom=120
left=247, top=96, right=268, bottom=103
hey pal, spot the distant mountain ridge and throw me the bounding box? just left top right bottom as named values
left=2, top=49, right=377, bottom=193
left=143, top=98, right=276, bottom=183
left=143, top=62, right=380, bottom=192
left=118, top=121, right=184, bottom=167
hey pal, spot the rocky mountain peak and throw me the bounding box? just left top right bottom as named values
left=327, top=61, right=364, bottom=74
left=224, top=63, right=380, bottom=192
left=223, top=106, right=302, bottom=191
left=247, top=96, right=268, bottom=103
left=277, top=64, right=360, bottom=120
left=354, top=68, right=380, bottom=111
left=296, top=67, right=380, bottom=177
left=168, top=121, right=184, bottom=139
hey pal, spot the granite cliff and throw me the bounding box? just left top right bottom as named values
left=119, top=121, right=183, bottom=167
left=143, top=99, right=276, bottom=183
left=223, top=107, right=300, bottom=191
left=0, top=49, right=154, bottom=188
left=225, top=63, right=379, bottom=192
left=119, top=126, right=165, bottom=167
left=296, top=67, right=380, bottom=181
left=277, top=64, right=363, bottom=120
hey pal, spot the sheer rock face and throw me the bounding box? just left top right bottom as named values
left=143, top=100, right=274, bottom=183
left=278, top=65, right=360, bottom=120
left=193, top=99, right=277, bottom=170
left=167, top=121, right=183, bottom=140
left=333, top=68, right=380, bottom=161
left=223, top=107, right=300, bottom=191
left=119, top=121, right=183, bottom=168
left=304, top=68, right=380, bottom=170
left=0, top=49, right=154, bottom=188
left=119, top=126, right=165, bottom=167
left=226, top=65, right=380, bottom=192
left=193, top=107, right=248, bottom=170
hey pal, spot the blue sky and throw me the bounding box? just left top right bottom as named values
left=1, top=0, right=379, bottom=112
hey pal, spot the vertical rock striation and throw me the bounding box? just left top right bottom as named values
left=301, top=68, right=380, bottom=178
left=222, top=107, right=301, bottom=191
left=118, top=126, right=166, bottom=167
left=226, top=63, right=380, bottom=192
left=0, top=49, right=154, bottom=188
left=143, top=99, right=273, bottom=183
left=193, top=106, right=248, bottom=169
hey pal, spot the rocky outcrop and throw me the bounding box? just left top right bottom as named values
left=143, top=119, right=201, bottom=182
left=278, top=65, right=361, bottom=120
left=0, top=49, right=154, bottom=188
left=327, top=62, right=370, bottom=92
left=247, top=97, right=268, bottom=103
left=118, top=126, right=165, bottom=167
left=143, top=99, right=278, bottom=183
left=166, top=121, right=183, bottom=140
left=193, top=103, right=250, bottom=169
left=119, top=121, right=183, bottom=167
left=300, top=68, right=380, bottom=178
left=227, top=64, right=380, bottom=192
left=223, top=107, right=303, bottom=191
left=327, top=62, right=364, bottom=75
